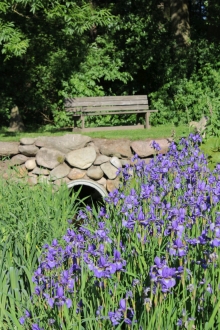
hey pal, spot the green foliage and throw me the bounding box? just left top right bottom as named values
left=205, top=101, right=220, bottom=138
left=0, top=0, right=116, bottom=126
left=150, top=60, right=220, bottom=126
left=1, top=0, right=220, bottom=129
left=0, top=21, right=29, bottom=58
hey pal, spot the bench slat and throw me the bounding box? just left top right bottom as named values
left=65, top=100, right=148, bottom=107
left=66, top=105, right=151, bottom=112
left=70, top=110, right=157, bottom=116
left=84, top=110, right=158, bottom=115
left=65, top=95, right=148, bottom=105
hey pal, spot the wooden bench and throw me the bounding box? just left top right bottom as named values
left=64, top=95, right=158, bottom=132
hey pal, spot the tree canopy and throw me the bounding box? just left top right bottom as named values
left=0, top=0, right=220, bottom=127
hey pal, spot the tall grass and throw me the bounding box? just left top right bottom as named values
left=0, top=179, right=81, bottom=328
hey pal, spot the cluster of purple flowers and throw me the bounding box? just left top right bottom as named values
left=149, top=257, right=183, bottom=293
left=108, top=298, right=135, bottom=326
left=20, top=134, right=220, bottom=329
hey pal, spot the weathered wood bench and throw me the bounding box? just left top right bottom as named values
left=64, top=95, right=158, bottom=132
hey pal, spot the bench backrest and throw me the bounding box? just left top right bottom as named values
left=64, top=95, right=149, bottom=112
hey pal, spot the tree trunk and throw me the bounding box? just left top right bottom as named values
left=170, top=0, right=190, bottom=46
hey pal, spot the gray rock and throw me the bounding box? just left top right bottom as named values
left=101, top=162, right=118, bottom=180
left=28, top=172, right=38, bottom=178
left=131, top=141, right=153, bottom=158
left=94, top=154, right=110, bottom=165
left=93, top=139, right=132, bottom=158
left=20, top=137, right=37, bottom=145
left=149, top=139, right=171, bottom=155
left=87, top=141, right=99, bottom=153
left=50, top=163, right=70, bottom=181
left=38, top=176, right=50, bottom=184
left=87, top=166, right=104, bottom=180
left=68, top=168, right=86, bottom=180
left=18, top=145, right=39, bottom=157
left=97, top=177, right=107, bottom=188
left=0, top=142, right=19, bottom=157
left=106, top=178, right=120, bottom=192
left=32, top=167, right=50, bottom=175
left=110, top=156, right=122, bottom=169
left=120, top=159, right=131, bottom=167
left=35, top=134, right=92, bottom=153
left=10, top=154, right=28, bottom=166
left=25, top=158, right=36, bottom=170
left=131, top=139, right=170, bottom=158
left=53, top=177, right=70, bottom=186
left=28, top=176, right=38, bottom=186
left=66, top=147, right=96, bottom=169
left=36, top=148, right=65, bottom=169
left=82, top=174, right=93, bottom=181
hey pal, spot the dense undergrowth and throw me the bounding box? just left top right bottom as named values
left=0, top=134, right=220, bottom=329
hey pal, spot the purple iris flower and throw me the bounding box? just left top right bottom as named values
left=19, top=317, right=26, bottom=325
left=32, top=324, right=44, bottom=330
left=160, top=267, right=176, bottom=292
left=113, top=249, right=126, bottom=271
left=169, top=238, right=187, bottom=257
left=90, top=256, right=116, bottom=278
left=151, top=140, right=161, bottom=152
left=108, top=310, right=123, bottom=326
left=211, top=238, right=220, bottom=247
left=119, top=299, right=126, bottom=311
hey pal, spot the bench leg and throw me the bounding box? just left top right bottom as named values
left=81, top=116, right=85, bottom=130
left=145, top=112, right=150, bottom=129
left=73, top=116, right=78, bottom=128
left=136, top=113, right=141, bottom=125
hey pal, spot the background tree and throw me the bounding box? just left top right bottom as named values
left=0, top=0, right=220, bottom=128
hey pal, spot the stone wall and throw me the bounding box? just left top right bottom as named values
left=0, top=134, right=171, bottom=192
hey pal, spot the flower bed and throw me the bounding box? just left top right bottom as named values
left=20, top=134, right=220, bottom=329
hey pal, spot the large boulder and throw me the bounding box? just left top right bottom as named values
left=93, top=138, right=132, bottom=158
left=10, top=154, right=28, bottom=166
left=25, top=158, right=36, bottom=170
left=50, top=163, right=70, bottom=180
left=110, top=156, right=122, bottom=169
left=68, top=168, right=86, bottom=180
left=106, top=178, right=120, bottom=192
left=86, top=166, right=104, bottom=180
left=32, top=167, right=50, bottom=175
left=36, top=148, right=65, bottom=169
left=131, top=139, right=171, bottom=158
left=101, top=162, right=118, bottom=180
left=94, top=154, right=110, bottom=165
left=18, top=145, right=39, bottom=157
left=66, top=147, right=96, bottom=169
left=35, top=134, right=92, bottom=154
left=97, top=177, right=107, bottom=188
left=0, top=142, right=19, bottom=157
left=20, top=137, right=37, bottom=145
